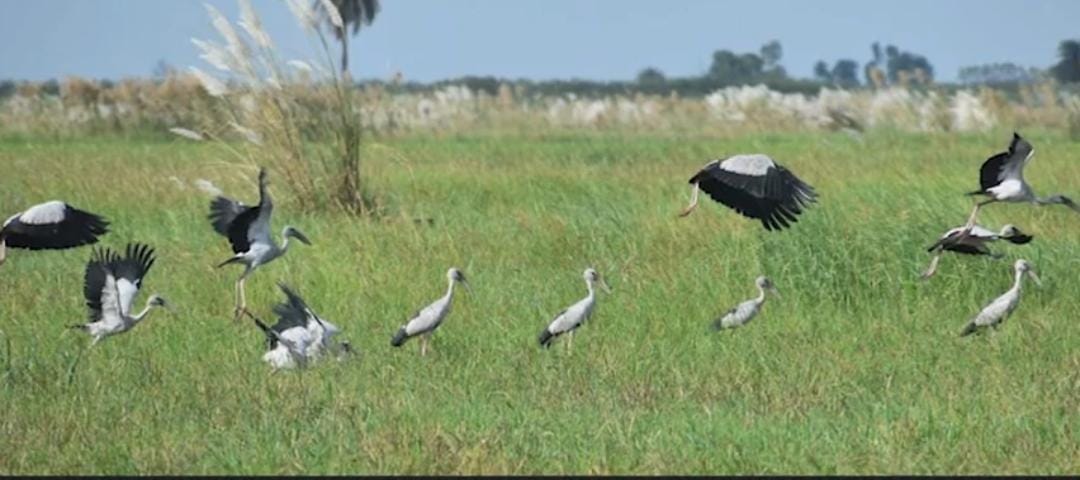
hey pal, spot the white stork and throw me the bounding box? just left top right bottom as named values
left=391, top=268, right=471, bottom=356
left=208, top=167, right=311, bottom=319
left=1, top=201, right=109, bottom=266
left=962, top=132, right=1080, bottom=230
left=69, top=243, right=168, bottom=346
left=960, top=259, right=1041, bottom=337
left=712, top=276, right=779, bottom=331
left=537, top=268, right=611, bottom=352
left=247, top=283, right=350, bottom=370
left=679, top=154, right=818, bottom=231
left=920, top=224, right=1033, bottom=279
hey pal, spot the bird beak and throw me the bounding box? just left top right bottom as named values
left=462, top=279, right=474, bottom=294
left=770, top=286, right=781, bottom=298
left=293, top=230, right=312, bottom=245
left=600, top=278, right=612, bottom=294
left=1028, top=271, right=1042, bottom=287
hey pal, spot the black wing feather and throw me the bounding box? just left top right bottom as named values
left=270, top=283, right=311, bottom=334
left=977, top=152, right=1009, bottom=192
left=2, top=204, right=109, bottom=250
left=691, top=161, right=817, bottom=232
left=208, top=196, right=250, bottom=237
left=82, top=247, right=112, bottom=322
left=111, top=243, right=156, bottom=286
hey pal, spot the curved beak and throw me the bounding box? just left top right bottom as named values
left=1028, top=270, right=1042, bottom=287
left=293, top=229, right=312, bottom=246
left=600, top=277, right=612, bottom=294
left=462, top=279, right=474, bottom=295
left=770, top=285, right=781, bottom=298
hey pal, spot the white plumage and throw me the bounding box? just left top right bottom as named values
left=249, top=283, right=350, bottom=370
left=920, top=224, right=1033, bottom=279
left=538, top=268, right=611, bottom=351
left=69, top=243, right=168, bottom=346
left=1, top=200, right=109, bottom=266
left=961, top=259, right=1041, bottom=336
left=713, top=276, right=779, bottom=331
left=391, top=268, right=471, bottom=356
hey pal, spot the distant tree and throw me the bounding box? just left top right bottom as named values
left=882, top=44, right=934, bottom=84
left=813, top=61, right=832, bottom=83
left=1051, top=39, right=1080, bottom=83
left=831, top=59, right=860, bottom=88
left=864, top=42, right=886, bottom=87
left=760, top=40, right=782, bottom=69
left=959, top=62, right=1038, bottom=86
left=314, top=0, right=380, bottom=75
left=637, top=67, right=666, bottom=85
left=708, top=50, right=765, bottom=83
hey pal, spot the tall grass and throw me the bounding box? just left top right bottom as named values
left=0, top=130, right=1078, bottom=474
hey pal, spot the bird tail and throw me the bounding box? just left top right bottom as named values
left=216, top=256, right=243, bottom=268
left=1004, top=233, right=1033, bottom=245
left=538, top=328, right=554, bottom=348
left=965, top=190, right=986, bottom=196
left=960, top=322, right=978, bottom=337
left=390, top=327, right=409, bottom=347
left=67, top=324, right=87, bottom=331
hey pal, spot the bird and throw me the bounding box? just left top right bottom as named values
left=1, top=201, right=109, bottom=266
left=207, top=167, right=311, bottom=319
left=391, top=268, right=471, bottom=356
left=960, top=259, right=1041, bottom=337
left=712, top=276, right=780, bottom=331
left=247, top=283, right=351, bottom=370
left=679, top=154, right=818, bottom=231
left=962, top=132, right=1080, bottom=231
left=538, top=268, right=611, bottom=352
left=920, top=224, right=1033, bottom=279
left=69, top=243, right=168, bottom=346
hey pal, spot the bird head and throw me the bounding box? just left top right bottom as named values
left=1014, top=260, right=1042, bottom=286
left=284, top=226, right=312, bottom=245
left=1000, top=224, right=1020, bottom=237
left=756, top=276, right=780, bottom=297
left=448, top=267, right=473, bottom=293
left=149, top=294, right=171, bottom=311
left=584, top=268, right=612, bottom=293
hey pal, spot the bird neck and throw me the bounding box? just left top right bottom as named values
left=1011, top=270, right=1026, bottom=292
left=585, top=279, right=596, bottom=299
left=132, top=301, right=156, bottom=323
left=444, top=278, right=457, bottom=301
left=277, top=229, right=293, bottom=254
left=755, top=285, right=767, bottom=304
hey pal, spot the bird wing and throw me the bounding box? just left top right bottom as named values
left=545, top=309, right=570, bottom=334
left=1, top=201, right=109, bottom=250
left=270, top=283, right=312, bottom=335
left=691, top=156, right=817, bottom=231
left=223, top=170, right=273, bottom=254
left=927, top=226, right=994, bottom=252
left=404, top=298, right=445, bottom=336
left=108, top=244, right=156, bottom=316
left=207, top=195, right=249, bottom=237
left=712, top=306, right=738, bottom=330
left=83, top=247, right=112, bottom=323
left=978, top=133, right=1033, bottom=191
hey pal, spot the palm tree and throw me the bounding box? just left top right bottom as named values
left=314, top=0, right=380, bottom=75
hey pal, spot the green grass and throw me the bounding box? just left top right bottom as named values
left=1, top=130, right=1078, bottom=474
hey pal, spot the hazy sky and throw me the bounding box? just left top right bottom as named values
left=0, top=0, right=1076, bottom=83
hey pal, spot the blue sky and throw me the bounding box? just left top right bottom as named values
left=0, top=0, right=1076, bottom=83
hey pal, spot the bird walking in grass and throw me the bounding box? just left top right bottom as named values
left=69, top=243, right=168, bottom=346
left=207, top=167, right=311, bottom=320
left=1, top=201, right=109, bottom=266
left=962, top=132, right=1080, bottom=232
left=960, top=259, right=1041, bottom=337
left=538, top=268, right=611, bottom=352
left=248, top=283, right=351, bottom=370
left=391, top=268, right=471, bottom=356
left=712, top=276, right=780, bottom=331
left=920, top=224, right=1033, bottom=279
left=679, top=154, right=817, bottom=231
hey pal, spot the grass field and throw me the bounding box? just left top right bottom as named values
left=1, top=130, right=1078, bottom=474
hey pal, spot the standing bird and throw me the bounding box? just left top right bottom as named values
left=538, top=268, right=612, bottom=351
left=679, top=154, right=818, bottom=231
left=247, top=283, right=350, bottom=370
left=207, top=168, right=311, bottom=319
left=1, top=201, right=109, bottom=266
left=712, top=276, right=780, bottom=331
left=920, top=224, right=1033, bottom=279
left=960, top=259, right=1041, bottom=337
left=962, top=132, right=1080, bottom=231
left=391, top=268, right=471, bottom=356
left=69, top=243, right=168, bottom=346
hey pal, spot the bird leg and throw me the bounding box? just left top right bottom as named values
left=420, top=335, right=428, bottom=357
left=90, top=336, right=101, bottom=347
left=567, top=331, right=574, bottom=354
left=0, top=238, right=6, bottom=266
left=233, top=277, right=249, bottom=321
left=920, top=252, right=943, bottom=280
left=678, top=183, right=700, bottom=218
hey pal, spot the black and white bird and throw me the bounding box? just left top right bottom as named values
left=920, top=224, right=1033, bottom=279
left=1, top=201, right=109, bottom=266
left=960, top=259, right=1041, bottom=337
left=391, top=268, right=471, bottom=356
left=248, top=283, right=350, bottom=370
left=963, top=132, right=1080, bottom=230
left=712, top=276, right=780, bottom=331
left=69, top=243, right=168, bottom=346
left=207, top=167, right=311, bottom=319
left=537, top=268, right=611, bottom=352
left=679, top=154, right=818, bottom=231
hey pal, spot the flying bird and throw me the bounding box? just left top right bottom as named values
left=208, top=167, right=311, bottom=319
left=962, top=132, right=1080, bottom=231
left=679, top=154, right=817, bottom=231
left=69, top=243, right=168, bottom=346
left=960, top=259, right=1041, bottom=337
left=248, top=283, right=351, bottom=370
left=391, top=268, right=471, bottom=356
left=920, top=224, right=1033, bottom=279
left=1, top=201, right=109, bottom=266
left=538, top=268, right=611, bottom=352
left=712, top=276, right=780, bottom=331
